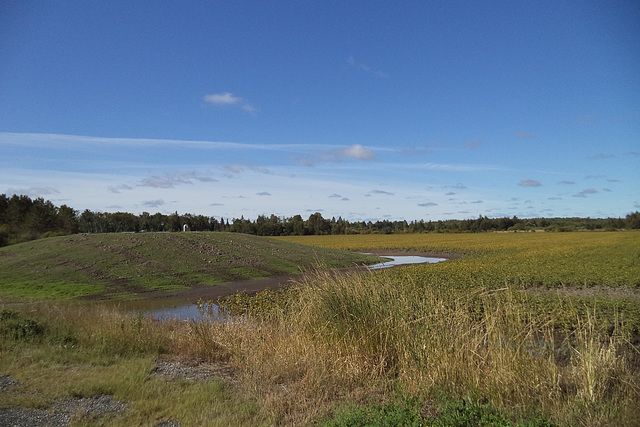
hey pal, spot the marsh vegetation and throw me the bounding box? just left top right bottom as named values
left=1, top=231, right=639, bottom=425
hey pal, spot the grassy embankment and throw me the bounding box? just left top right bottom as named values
left=0, top=231, right=381, bottom=301
left=2, top=231, right=640, bottom=425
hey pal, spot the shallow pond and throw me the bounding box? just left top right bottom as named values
left=145, top=254, right=447, bottom=321
left=366, top=255, right=447, bottom=269
left=151, top=301, right=228, bottom=321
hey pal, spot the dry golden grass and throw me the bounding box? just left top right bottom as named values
left=192, top=264, right=640, bottom=425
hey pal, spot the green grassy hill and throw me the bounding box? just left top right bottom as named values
left=0, top=232, right=381, bottom=301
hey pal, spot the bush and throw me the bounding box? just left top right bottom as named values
left=0, top=309, right=45, bottom=341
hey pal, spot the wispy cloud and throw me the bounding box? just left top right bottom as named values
left=519, top=179, right=542, bottom=187
left=203, top=92, right=257, bottom=113
left=515, top=131, right=533, bottom=139
left=108, top=184, right=134, bottom=193
left=368, top=189, right=394, bottom=196
left=394, top=145, right=435, bottom=156
left=574, top=188, right=598, bottom=198
left=141, top=199, right=165, bottom=208
left=347, top=56, right=387, bottom=78
left=331, top=144, right=376, bottom=160
left=297, top=144, right=376, bottom=166
left=418, top=202, right=438, bottom=207
left=139, top=176, right=184, bottom=189
left=224, top=165, right=272, bottom=175
left=138, top=172, right=217, bottom=189
left=6, top=186, right=59, bottom=197
left=558, top=180, right=575, bottom=185
left=446, top=183, right=468, bottom=190
left=399, top=162, right=506, bottom=173
left=464, top=139, right=482, bottom=149
left=256, top=192, right=271, bottom=196
left=0, top=132, right=307, bottom=152
left=592, top=153, right=614, bottom=159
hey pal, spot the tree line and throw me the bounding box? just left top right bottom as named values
left=1, top=193, right=639, bottom=247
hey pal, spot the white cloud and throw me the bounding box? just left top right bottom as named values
left=298, top=144, right=376, bottom=165
left=338, top=144, right=376, bottom=160
left=204, top=92, right=241, bottom=106
left=203, top=92, right=256, bottom=112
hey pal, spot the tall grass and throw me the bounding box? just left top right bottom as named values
left=3, top=268, right=639, bottom=425
left=217, top=267, right=639, bottom=425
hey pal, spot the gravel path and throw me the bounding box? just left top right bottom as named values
left=0, top=360, right=230, bottom=426
left=0, top=394, right=125, bottom=427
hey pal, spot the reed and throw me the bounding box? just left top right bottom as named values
left=220, top=267, right=640, bottom=425
left=3, top=271, right=638, bottom=425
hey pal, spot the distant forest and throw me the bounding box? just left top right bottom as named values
left=1, top=193, right=639, bottom=247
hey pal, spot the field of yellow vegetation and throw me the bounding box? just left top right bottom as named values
left=278, top=231, right=640, bottom=289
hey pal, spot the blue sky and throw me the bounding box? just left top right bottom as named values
left=1, top=1, right=638, bottom=221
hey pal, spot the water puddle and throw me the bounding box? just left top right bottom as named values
left=145, top=254, right=447, bottom=320
left=366, top=255, right=447, bottom=269
left=151, top=302, right=228, bottom=321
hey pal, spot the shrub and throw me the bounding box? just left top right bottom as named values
left=0, top=309, right=45, bottom=341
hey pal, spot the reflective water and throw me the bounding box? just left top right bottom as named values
left=151, top=302, right=228, bottom=321
left=146, top=254, right=447, bottom=320
left=366, top=255, right=447, bottom=269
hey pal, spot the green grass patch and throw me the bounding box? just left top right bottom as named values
left=0, top=232, right=382, bottom=301
left=321, top=398, right=557, bottom=427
